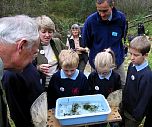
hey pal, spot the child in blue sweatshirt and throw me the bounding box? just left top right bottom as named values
left=122, top=35, right=152, bottom=127
left=47, top=49, right=89, bottom=109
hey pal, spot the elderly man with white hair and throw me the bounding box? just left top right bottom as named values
left=0, top=15, right=40, bottom=127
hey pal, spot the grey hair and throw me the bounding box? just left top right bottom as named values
left=0, top=15, right=39, bottom=48
left=71, top=24, right=80, bottom=29
left=70, top=24, right=81, bottom=35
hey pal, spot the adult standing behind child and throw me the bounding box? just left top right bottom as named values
left=66, top=24, right=88, bottom=72
left=34, top=15, right=66, bottom=88
left=47, top=49, right=89, bottom=109
left=121, top=35, right=152, bottom=127
left=82, top=0, right=127, bottom=87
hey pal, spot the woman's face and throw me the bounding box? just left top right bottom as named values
left=71, top=28, right=79, bottom=37
left=39, top=28, right=53, bottom=45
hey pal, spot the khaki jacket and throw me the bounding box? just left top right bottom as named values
left=36, top=38, right=66, bottom=65
left=0, top=58, right=9, bottom=127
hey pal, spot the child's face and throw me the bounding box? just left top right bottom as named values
left=97, top=66, right=111, bottom=77
left=62, top=66, right=77, bottom=78
left=129, top=48, right=146, bottom=65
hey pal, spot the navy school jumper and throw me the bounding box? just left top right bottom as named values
left=122, top=63, right=152, bottom=121
left=47, top=70, right=89, bottom=109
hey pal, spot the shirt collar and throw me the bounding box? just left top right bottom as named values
left=98, top=69, right=112, bottom=80
left=70, top=35, right=81, bottom=40
left=97, top=12, right=112, bottom=22
left=133, top=60, right=148, bottom=71
left=108, top=12, right=112, bottom=21
left=60, top=69, right=79, bottom=80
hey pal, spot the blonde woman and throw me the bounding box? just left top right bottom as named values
left=47, top=49, right=89, bottom=109
left=34, top=15, right=66, bottom=88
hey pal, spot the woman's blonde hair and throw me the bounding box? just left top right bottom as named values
left=59, top=49, right=79, bottom=68
left=36, top=15, right=55, bottom=32
left=94, top=48, right=116, bottom=71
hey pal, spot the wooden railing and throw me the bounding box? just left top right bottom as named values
left=128, top=14, right=152, bottom=28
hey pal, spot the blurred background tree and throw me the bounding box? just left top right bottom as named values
left=0, top=0, right=152, bottom=42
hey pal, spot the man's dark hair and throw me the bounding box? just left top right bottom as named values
left=96, top=0, right=114, bottom=6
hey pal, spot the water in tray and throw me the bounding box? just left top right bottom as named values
left=58, top=102, right=105, bottom=117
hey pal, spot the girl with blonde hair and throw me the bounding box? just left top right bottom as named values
left=88, top=48, right=121, bottom=98
left=88, top=48, right=121, bottom=127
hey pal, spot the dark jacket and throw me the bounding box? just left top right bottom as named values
left=88, top=71, right=121, bottom=98
left=122, top=63, right=152, bottom=121
left=2, top=64, right=44, bottom=127
left=0, top=82, right=9, bottom=127
left=47, top=70, right=89, bottom=109
left=35, top=38, right=64, bottom=65
left=82, top=7, right=126, bottom=69
left=68, top=36, right=88, bottom=64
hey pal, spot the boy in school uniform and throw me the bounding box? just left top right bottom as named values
left=121, top=35, right=152, bottom=127
left=47, top=49, right=89, bottom=109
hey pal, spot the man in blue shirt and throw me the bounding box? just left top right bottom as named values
left=82, top=0, right=127, bottom=87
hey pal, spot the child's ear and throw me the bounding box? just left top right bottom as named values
left=16, top=38, right=28, bottom=53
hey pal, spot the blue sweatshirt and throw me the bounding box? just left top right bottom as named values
left=82, top=7, right=126, bottom=68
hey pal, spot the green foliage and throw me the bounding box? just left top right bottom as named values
left=115, top=0, right=151, bottom=20
left=48, top=0, right=96, bottom=22
left=1, top=0, right=152, bottom=43
left=148, top=50, right=152, bottom=69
